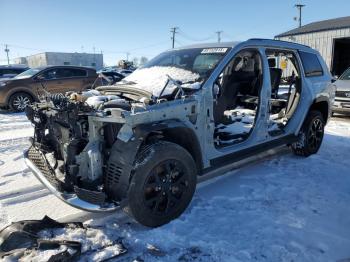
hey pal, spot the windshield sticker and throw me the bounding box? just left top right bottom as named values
left=201, top=48, right=228, bottom=54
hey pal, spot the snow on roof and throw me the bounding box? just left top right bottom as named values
left=123, top=66, right=200, bottom=96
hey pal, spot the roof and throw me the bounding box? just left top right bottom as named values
left=275, top=16, right=350, bottom=37
left=173, top=39, right=315, bottom=53
left=0, top=64, right=29, bottom=69
left=33, top=65, right=96, bottom=71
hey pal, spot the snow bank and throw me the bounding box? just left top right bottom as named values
left=0, top=112, right=79, bottom=226
left=1, top=111, right=350, bottom=261
left=123, top=66, right=200, bottom=96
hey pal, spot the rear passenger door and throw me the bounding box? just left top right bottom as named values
left=54, top=68, right=88, bottom=93
left=264, top=49, right=303, bottom=136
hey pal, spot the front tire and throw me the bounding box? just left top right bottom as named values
left=127, top=141, right=197, bottom=227
left=9, top=92, right=33, bottom=112
left=292, top=110, right=325, bottom=157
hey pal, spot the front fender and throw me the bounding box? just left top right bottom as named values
left=106, top=119, right=201, bottom=201
left=6, top=86, right=38, bottom=104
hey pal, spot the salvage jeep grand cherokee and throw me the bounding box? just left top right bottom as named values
left=24, top=39, right=335, bottom=227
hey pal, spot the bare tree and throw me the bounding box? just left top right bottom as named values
left=139, top=56, right=149, bottom=66
left=132, top=57, right=139, bottom=67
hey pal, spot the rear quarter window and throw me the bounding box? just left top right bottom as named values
left=299, top=51, right=323, bottom=77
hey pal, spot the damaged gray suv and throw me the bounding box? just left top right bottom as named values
left=24, top=39, right=335, bottom=227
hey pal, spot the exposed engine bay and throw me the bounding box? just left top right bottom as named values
left=25, top=79, right=200, bottom=208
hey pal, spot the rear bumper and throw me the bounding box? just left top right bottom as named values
left=24, top=149, right=119, bottom=213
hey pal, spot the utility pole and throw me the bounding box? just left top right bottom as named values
left=170, top=27, right=179, bottom=49
left=4, top=44, right=10, bottom=65
left=216, top=31, right=223, bottom=43
left=295, top=4, right=306, bottom=28
left=126, top=52, right=130, bottom=61
left=93, top=46, right=96, bottom=67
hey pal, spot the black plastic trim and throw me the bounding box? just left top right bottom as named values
left=205, top=134, right=298, bottom=173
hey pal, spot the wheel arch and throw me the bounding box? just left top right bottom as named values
left=144, top=125, right=203, bottom=174
left=308, top=97, right=330, bottom=123
left=105, top=120, right=203, bottom=202
left=6, top=88, right=37, bottom=104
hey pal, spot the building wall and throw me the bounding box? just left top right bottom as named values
left=25, top=53, right=48, bottom=68
left=15, top=52, right=104, bottom=70
left=45, top=52, right=103, bottom=70
left=13, top=57, right=27, bottom=65
left=276, top=28, right=350, bottom=72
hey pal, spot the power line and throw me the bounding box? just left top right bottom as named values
left=295, top=4, right=306, bottom=28
left=221, top=31, right=235, bottom=41
left=0, top=43, right=46, bottom=52
left=174, top=39, right=185, bottom=47
left=170, top=27, right=179, bottom=49
left=177, top=29, right=215, bottom=42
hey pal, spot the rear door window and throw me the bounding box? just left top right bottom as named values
left=54, top=68, right=87, bottom=79
left=70, top=68, right=87, bottom=77
left=299, top=51, right=323, bottom=77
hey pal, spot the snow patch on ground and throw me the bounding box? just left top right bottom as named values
left=0, top=112, right=80, bottom=229
left=0, top=111, right=350, bottom=261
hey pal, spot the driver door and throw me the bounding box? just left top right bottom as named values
left=34, top=68, right=66, bottom=94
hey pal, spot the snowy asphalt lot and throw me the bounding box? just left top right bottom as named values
left=0, top=111, right=350, bottom=261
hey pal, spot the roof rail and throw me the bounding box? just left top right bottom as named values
left=247, top=38, right=311, bottom=49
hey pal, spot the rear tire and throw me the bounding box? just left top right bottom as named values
left=9, top=92, right=33, bottom=112
left=127, top=141, right=197, bottom=227
left=292, top=110, right=325, bottom=157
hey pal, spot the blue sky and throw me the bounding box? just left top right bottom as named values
left=1, top=0, right=350, bottom=65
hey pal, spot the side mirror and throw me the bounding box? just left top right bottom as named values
left=35, top=75, right=45, bottom=81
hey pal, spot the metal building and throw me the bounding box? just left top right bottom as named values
left=14, top=52, right=103, bottom=70
left=275, top=16, right=350, bottom=76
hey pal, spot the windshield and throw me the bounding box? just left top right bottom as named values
left=122, top=47, right=230, bottom=96
left=339, top=68, right=350, bottom=80
left=14, top=68, right=41, bottom=79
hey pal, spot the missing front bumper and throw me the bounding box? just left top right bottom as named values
left=24, top=147, right=119, bottom=213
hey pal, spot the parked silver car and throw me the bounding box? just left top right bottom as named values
left=24, top=39, right=335, bottom=227
left=333, top=67, right=350, bottom=114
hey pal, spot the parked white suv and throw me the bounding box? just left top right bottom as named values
left=333, top=67, right=350, bottom=114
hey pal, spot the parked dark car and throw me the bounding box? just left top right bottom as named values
left=0, top=65, right=29, bottom=81
left=96, top=70, right=126, bottom=85
left=0, top=65, right=97, bottom=111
